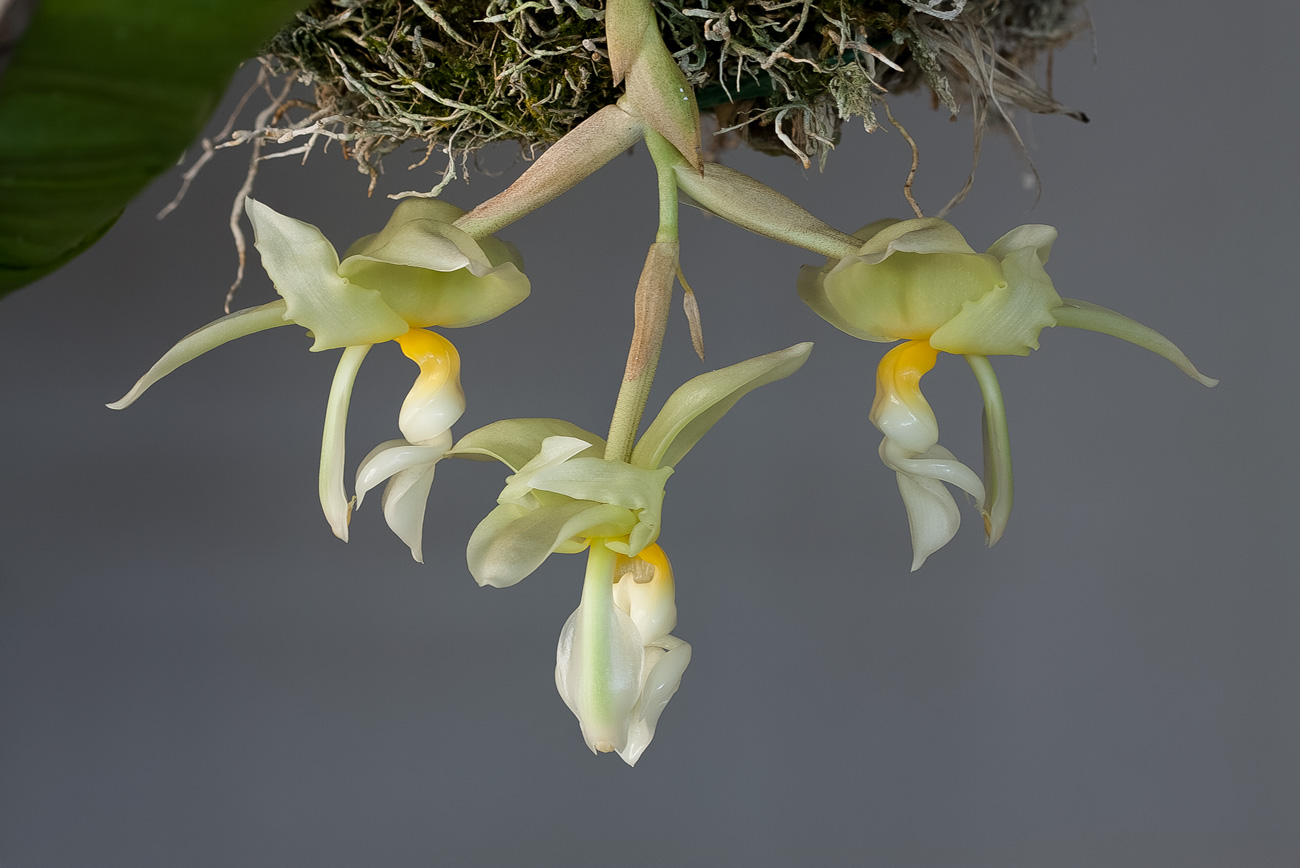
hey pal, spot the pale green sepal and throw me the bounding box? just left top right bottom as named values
left=338, top=248, right=529, bottom=330
left=631, top=342, right=812, bottom=470
left=106, top=301, right=290, bottom=409
left=853, top=219, right=903, bottom=244
left=342, top=216, right=477, bottom=275
left=467, top=500, right=636, bottom=587
left=526, top=458, right=672, bottom=556
left=447, top=419, right=607, bottom=471
left=930, top=246, right=1062, bottom=356
left=319, top=344, right=371, bottom=541
left=499, top=436, right=596, bottom=505
left=966, top=355, right=1013, bottom=546
left=986, top=224, right=1056, bottom=264
left=342, top=198, right=467, bottom=259
left=855, top=217, right=977, bottom=260
left=796, top=264, right=888, bottom=342
left=1052, top=298, right=1219, bottom=387
left=244, top=198, right=409, bottom=350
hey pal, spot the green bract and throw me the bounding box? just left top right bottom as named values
left=452, top=343, right=812, bottom=588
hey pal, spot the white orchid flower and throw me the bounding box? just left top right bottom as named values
left=448, top=342, right=811, bottom=763
left=800, top=217, right=1216, bottom=569
left=108, top=198, right=529, bottom=549
left=555, top=540, right=691, bottom=765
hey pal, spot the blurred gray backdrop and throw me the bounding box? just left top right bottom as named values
left=2, top=1, right=1297, bottom=866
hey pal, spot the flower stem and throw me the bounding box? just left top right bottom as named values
left=605, top=133, right=681, bottom=462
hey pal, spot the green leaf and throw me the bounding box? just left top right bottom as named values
left=0, top=0, right=311, bottom=296
left=447, top=418, right=607, bottom=471
left=631, top=343, right=812, bottom=470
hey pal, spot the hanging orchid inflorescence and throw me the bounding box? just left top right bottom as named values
left=109, top=0, right=1214, bottom=764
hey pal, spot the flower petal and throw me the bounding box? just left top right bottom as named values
left=1052, top=298, right=1218, bottom=387
left=379, top=461, right=440, bottom=563
left=929, top=246, right=1062, bottom=356
left=319, top=344, right=371, bottom=541
left=393, top=329, right=465, bottom=444
left=524, top=457, right=671, bottom=556
left=855, top=217, right=978, bottom=260
left=612, top=543, right=677, bottom=644
left=106, top=300, right=290, bottom=409
left=985, top=223, right=1057, bottom=264
left=870, top=340, right=940, bottom=453
left=966, top=355, right=1014, bottom=546
left=245, top=198, right=408, bottom=350
left=619, top=636, right=691, bottom=766
left=881, top=438, right=985, bottom=571
left=555, top=601, right=644, bottom=756
left=446, top=419, right=607, bottom=472
left=354, top=434, right=451, bottom=509
left=466, top=500, right=637, bottom=587
left=632, top=342, right=812, bottom=470
left=498, top=436, right=598, bottom=505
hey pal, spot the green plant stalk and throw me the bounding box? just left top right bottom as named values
left=604, top=132, right=681, bottom=462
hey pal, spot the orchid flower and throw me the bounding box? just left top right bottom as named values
left=799, top=217, right=1216, bottom=570
left=108, top=198, right=529, bottom=553
left=448, top=343, right=811, bottom=763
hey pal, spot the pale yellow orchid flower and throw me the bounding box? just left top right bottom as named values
left=109, top=198, right=528, bottom=554
left=800, top=218, right=1216, bottom=569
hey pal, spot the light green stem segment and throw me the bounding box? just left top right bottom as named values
left=453, top=104, right=645, bottom=239
left=965, top=354, right=1013, bottom=546
left=578, top=539, right=621, bottom=743
left=605, top=135, right=681, bottom=462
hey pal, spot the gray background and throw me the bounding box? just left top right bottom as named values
left=2, top=1, right=1297, bottom=865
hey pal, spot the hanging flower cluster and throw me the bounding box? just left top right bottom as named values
left=108, top=0, right=1215, bottom=763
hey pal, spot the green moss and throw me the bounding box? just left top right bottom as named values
left=261, top=0, right=1085, bottom=174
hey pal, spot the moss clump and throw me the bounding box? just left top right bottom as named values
left=261, top=0, right=1086, bottom=178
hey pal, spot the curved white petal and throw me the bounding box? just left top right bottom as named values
left=881, top=438, right=985, bottom=571
left=379, top=462, right=440, bottom=563
left=619, top=636, right=691, bottom=767
left=354, top=433, right=452, bottom=508
left=880, top=440, right=986, bottom=504
left=894, top=469, right=962, bottom=572
left=318, top=344, right=371, bottom=541
left=106, top=301, right=291, bottom=409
